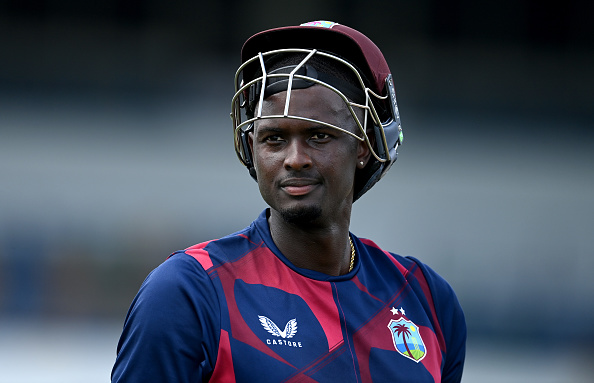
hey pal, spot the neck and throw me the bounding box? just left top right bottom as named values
left=268, top=208, right=353, bottom=276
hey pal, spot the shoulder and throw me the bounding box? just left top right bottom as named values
left=112, top=252, right=221, bottom=382
left=357, top=237, right=460, bottom=304
left=126, top=252, right=221, bottom=334
left=143, top=251, right=214, bottom=294
left=356, top=237, right=423, bottom=278
left=179, top=214, right=269, bottom=272
left=406, top=256, right=458, bottom=301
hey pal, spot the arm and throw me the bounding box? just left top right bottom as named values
left=409, top=258, right=467, bottom=383
left=436, top=283, right=466, bottom=383
left=111, top=253, right=220, bottom=383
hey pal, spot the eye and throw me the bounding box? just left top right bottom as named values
left=264, top=134, right=283, bottom=143
left=311, top=132, right=331, bottom=140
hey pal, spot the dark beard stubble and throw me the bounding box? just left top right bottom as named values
left=278, top=205, right=323, bottom=226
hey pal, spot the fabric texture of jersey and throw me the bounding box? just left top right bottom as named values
left=112, top=209, right=466, bottom=382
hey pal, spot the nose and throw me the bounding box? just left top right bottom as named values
left=284, top=139, right=312, bottom=171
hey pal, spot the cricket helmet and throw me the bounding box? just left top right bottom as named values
left=231, top=20, right=403, bottom=200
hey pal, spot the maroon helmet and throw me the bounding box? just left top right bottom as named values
left=231, top=21, right=403, bottom=200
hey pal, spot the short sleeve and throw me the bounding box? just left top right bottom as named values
left=111, top=253, right=220, bottom=383
left=409, top=258, right=467, bottom=383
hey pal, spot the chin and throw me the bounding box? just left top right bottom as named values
left=278, top=205, right=323, bottom=225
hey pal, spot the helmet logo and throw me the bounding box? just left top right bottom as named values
left=300, top=20, right=338, bottom=29
left=386, top=75, right=403, bottom=145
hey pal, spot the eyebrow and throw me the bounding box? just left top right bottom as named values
left=254, top=126, right=283, bottom=136
left=256, top=124, right=335, bottom=134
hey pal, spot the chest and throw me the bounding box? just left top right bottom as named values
left=210, top=269, right=443, bottom=382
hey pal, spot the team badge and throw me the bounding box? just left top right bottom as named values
left=387, top=307, right=426, bottom=362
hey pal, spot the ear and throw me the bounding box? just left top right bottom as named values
left=356, top=130, right=373, bottom=169
left=248, top=130, right=254, bottom=154
left=248, top=129, right=256, bottom=170
left=246, top=130, right=258, bottom=180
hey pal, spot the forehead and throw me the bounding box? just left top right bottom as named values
left=255, top=85, right=356, bottom=129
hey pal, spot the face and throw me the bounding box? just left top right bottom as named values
left=249, top=85, right=370, bottom=226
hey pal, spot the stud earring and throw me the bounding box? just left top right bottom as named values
left=359, top=161, right=365, bottom=166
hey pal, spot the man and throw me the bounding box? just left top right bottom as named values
left=112, top=20, right=466, bottom=382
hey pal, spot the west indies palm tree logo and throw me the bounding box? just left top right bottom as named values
left=387, top=307, right=426, bottom=362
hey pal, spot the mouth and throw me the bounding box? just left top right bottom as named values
left=279, top=178, right=320, bottom=196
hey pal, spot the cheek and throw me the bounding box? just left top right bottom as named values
left=251, top=144, right=264, bottom=169
left=326, top=151, right=358, bottom=183
left=253, top=148, right=278, bottom=181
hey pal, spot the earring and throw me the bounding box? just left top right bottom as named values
left=359, top=161, right=365, bottom=166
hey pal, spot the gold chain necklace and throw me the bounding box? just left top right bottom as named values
left=348, top=236, right=356, bottom=272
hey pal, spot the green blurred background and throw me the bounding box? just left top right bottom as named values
left=1, top=1, right=593, bottom=381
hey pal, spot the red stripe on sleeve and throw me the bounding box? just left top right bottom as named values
left=185, top=242, right=214, bottom=270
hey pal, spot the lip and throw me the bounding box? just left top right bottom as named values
left=279, top=178, right=319, bottom=196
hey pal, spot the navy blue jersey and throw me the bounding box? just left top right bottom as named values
left=112, top=210, right=466, bottom=382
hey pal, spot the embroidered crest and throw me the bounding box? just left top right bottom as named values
left=387, top=308, right=426, bottom=362
left=259, top=315, right=298, bottom=339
